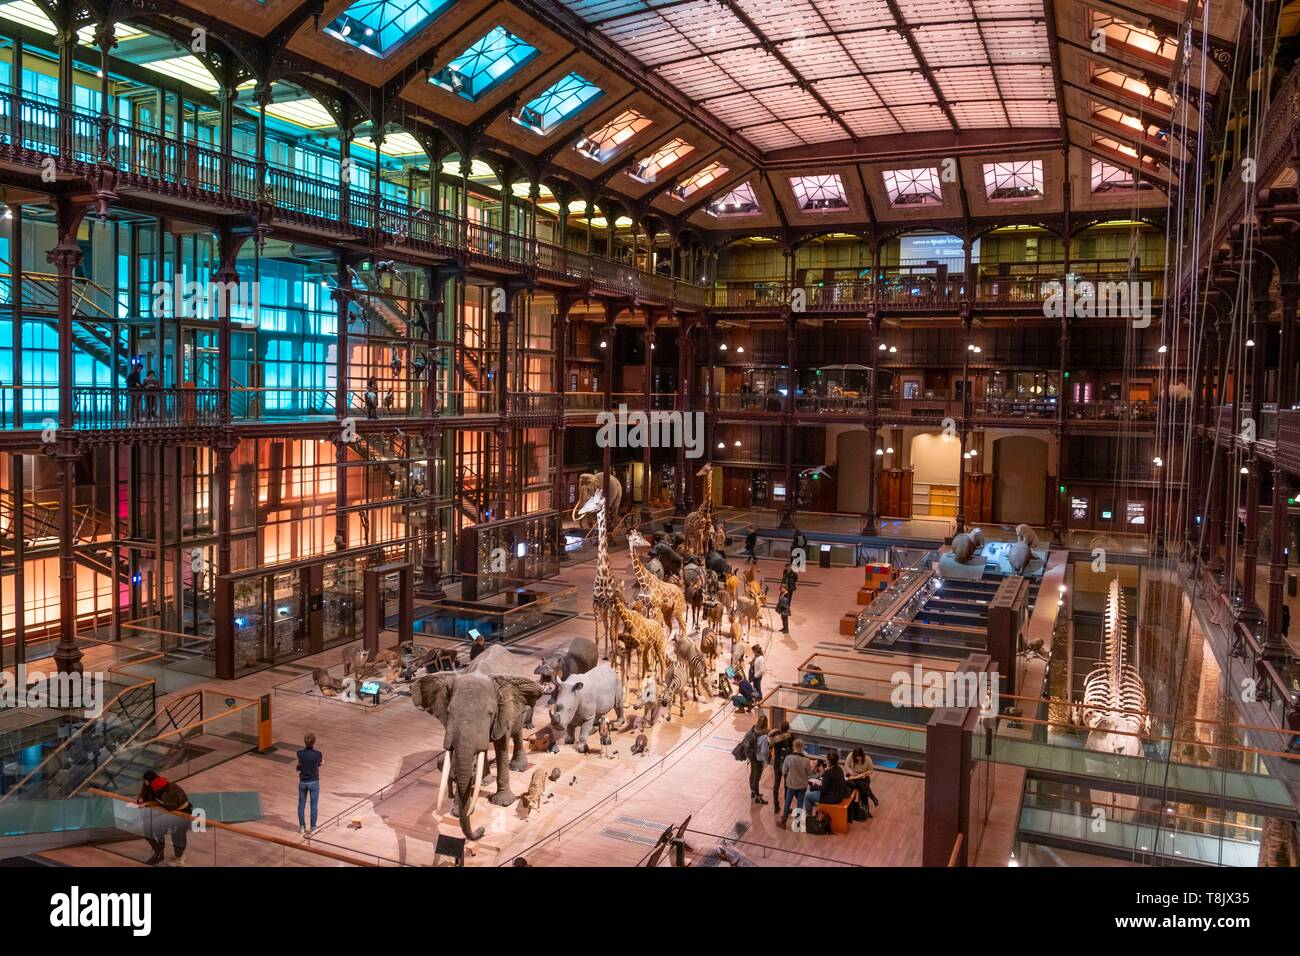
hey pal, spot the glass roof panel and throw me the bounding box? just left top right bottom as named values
left=982, top=160, right=1043, bottom=200
left=1089, top=12, right=1178, bottom=65
left=790, top=174, right=848, bottom=211
left=883, top=167, right=944, bottom=206
left=559, top=0, right=1055, bottom=150
left=432, top=26, right=540, bottom=102
left=323, top=0, right=453, bottom=58
left=671, top=161, right=730, bottom=199
left=575, top=110, right=654, bottom=162
left=514, top=73, right=604, bottom=134
left=630, top=138, right=695, bottom=182
left=1090, top=158, right=1154, bottom=193
left=707, top=181, right=761, bottom=216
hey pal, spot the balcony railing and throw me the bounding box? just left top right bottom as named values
left=507, top=391, right=561, bottom=415
left=793, top=395, right=873, bottom=415
left=876, top=397, right=963, bottom=419
left=970, top=398, right=1059, bottom=420
left=1068, top=401, right=1158, bottom=422
left=72, top=386, right=229, bottom=429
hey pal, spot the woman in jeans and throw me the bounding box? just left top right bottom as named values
left=296, top=732, right=323, bottom=835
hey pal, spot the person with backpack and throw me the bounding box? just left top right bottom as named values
left=137, top=770, right=193, bottom=865
left=767, top=720, right=793, bottom=814
left=747, top=715, right=769, bottom=805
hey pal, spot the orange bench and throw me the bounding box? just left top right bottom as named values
left=817, top=797, right=854, bottom=835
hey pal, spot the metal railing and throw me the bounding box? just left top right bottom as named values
left=73, top=386, right=229, bottom=429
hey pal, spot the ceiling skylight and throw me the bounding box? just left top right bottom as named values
left=513, top=73, right=604, bottom=135
left=1090, top=66, right=1174, bottom=113
left=790, top=174, right=848, bottom=211
left=323, top=0, right=452, bottom=58
left=1090, top=158, right=1153, bottom=193
left=1089, top=12, right=1178, bottom=66
left=707, top=182, right=761, bottom=217
left=629, top=138, right=694, bottom=184
left=670, top=162, right=729, bottom=200
left=882, top=167, right=943, bottom=207
left=431, top=27, right=539, bottom=102
left=264, top=98, right=337, bottom=129
left=575, top=109, right=653, bottom=163
left=982, top=160, right=1043, bottom=200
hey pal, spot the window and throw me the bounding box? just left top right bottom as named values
left=1090, top=158, right=1153, bottom=193
left=706, top=182, right=761, bottom=217
left=324, top=0, right=452, bottom=58
left=1089, top=66, right=1174, bottom=112
left=431, top=27, right=539, bottom=102
left=1089, top=13, right=1177, bottom=66
left=513, top=73, right=603, bottom=135
left=982, top=160, right=1043, bottom=200
left=670, top=162, right=728, bottom=200
left=575, top=110, right=652, bottom=162
left=629, top=138, right=694, bottom=183
left=882, top=167, right=943, bottom=207
left=789, top=174, right=848, bottom=211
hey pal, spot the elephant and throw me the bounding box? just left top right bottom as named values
left=411, top=664, right=546, bottom=841
left=575, top=472, right=622, bottom=530
left=551, top=664, right=626, bottom=753
left=534, top=637, right=599, bottom=691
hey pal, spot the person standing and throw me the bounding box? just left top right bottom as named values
left=790, top=527, right=808, bottom=565
left=742, top=714, right=768, bottom=806
left=125, top=358, right=143, bottom=422
left=767, top=720, right=793, bottom=814
left=137, top=771, right=192, bottom=865
left=296, top=733, right=323, bottom=835
left=749, top=644, right=766, bottom=699
left=779, top=739, right=814, bottom=828
left=776, top=584, right=792, bottom=634
left=744, top=525, right=757, bottom=562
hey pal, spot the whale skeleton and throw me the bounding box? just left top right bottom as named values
left=1072, top=579, right=1150, bottom=756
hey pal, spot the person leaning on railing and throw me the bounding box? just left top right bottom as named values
left=136, top=770, right=193, bottom=866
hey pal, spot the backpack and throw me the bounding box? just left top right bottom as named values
left=807, top=811, right=831, bottom=835
left=731, top=734, right=750, bottom=762
left=756, top=733, right=771, bottom=763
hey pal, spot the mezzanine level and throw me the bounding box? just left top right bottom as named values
left=0, top=90, right=708, bottom=310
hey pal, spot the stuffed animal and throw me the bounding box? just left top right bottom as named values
left=313, top=667, right=344, bottom=697
left=631, top=733, right=648, bottom=755
left=522, top=768, right=547, bottom=814
left=527, top=726, right=557, bottom=752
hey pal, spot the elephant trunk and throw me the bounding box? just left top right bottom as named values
left=452, top=747, right=486, bottom=842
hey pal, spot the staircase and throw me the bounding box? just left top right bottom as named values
left=73, top=692, right=206, bottom=798
left=324, top=267, right=407, bottom=339
left=1, top=260, right=126, bottom=379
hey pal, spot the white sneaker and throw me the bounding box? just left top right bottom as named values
left=299, top=825, right=306, bottom=835
left=170, top=855, right=187, bottom=867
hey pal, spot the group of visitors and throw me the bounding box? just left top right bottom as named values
left=741, top=715, right=879, bottom=830
left=125, top=358, right=161, bottom=421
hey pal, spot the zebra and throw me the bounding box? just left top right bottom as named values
left=671, top=635, right=715, bottom=701
left=659, top=660, right=692, bottom=719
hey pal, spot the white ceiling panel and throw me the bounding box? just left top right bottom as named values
left=915, top=23, right=989, bottom=65
left=994, top=64, right=1055, bottom=98
left=660, top=3, right=754, bottom=54
left=742, top=121, right=805, bottom=149
left=837, top=30, right=919, bottom=71
left=814, top=76, right=884, bottom=110
left=654, top=58, right=742, bottom=99
left=889, top=102, right=953, bottom=131
left=736, top=0, right=826, bottom=42
left=777, top=34, right=860, bottom=80
left=812, top=0, right=895, bottom=32
left=783, top=113, right=847, bottom=142
left=897, top=0, right=976, bottom=25
left=704, top=91, right=781, bottom=125
left=949, top=100, right=1009, bottom=127
left=935, top=66, right=1002, bottom=99
left=867, top=70, right=937, bottom=104
left=842, top=108, right=902, bottom=136
left=1004, top=100, right=1060, bottom=126
left=980, top=22, right=1051, bottom=62
left=711, top=47, right=798, bottom=86
left=600, top=12, right=698, bottom=66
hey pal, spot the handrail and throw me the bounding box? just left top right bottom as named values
left=0, top=651, right=167, bottom=803
left=947, top=832, right=964, bottom=867
left=86, top=788, right=381, bottom=867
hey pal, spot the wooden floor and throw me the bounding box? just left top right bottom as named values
left=80, top=549, right=1021, bottom=867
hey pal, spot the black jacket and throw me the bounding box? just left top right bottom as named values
left=817, top=765, right=851, bottom=805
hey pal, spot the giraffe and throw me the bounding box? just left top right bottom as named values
left=612, top=591, right=666, bottom=688
left=576, top=490, right=619, bottom=660
left=682, top=462, right=714, bottom=556
left=626, top=528, right=687, bottom=637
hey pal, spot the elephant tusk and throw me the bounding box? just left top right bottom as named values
left=435, top=749, right=452, bottom=816
left=466, top=750, right=486, bottom=814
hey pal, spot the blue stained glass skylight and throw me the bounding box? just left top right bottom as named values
left=323, top=0, right=452, bottom=58
left=431, top=26, right=539, bottom=101
left=513, top=72, right=603, bottom=135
